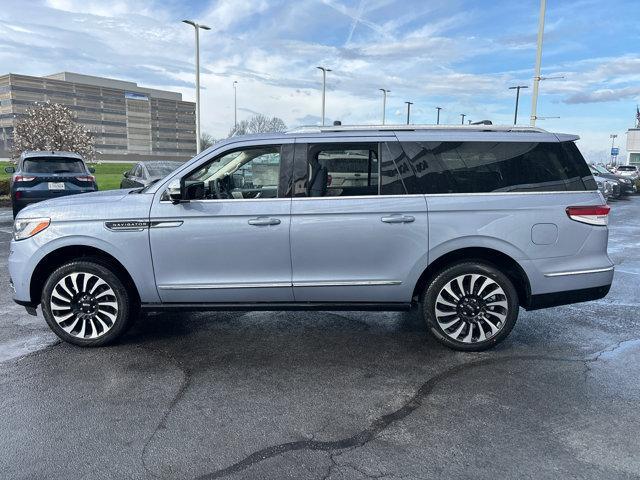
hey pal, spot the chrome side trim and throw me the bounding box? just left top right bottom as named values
left=158, top=191, right=597, bottom=204
left=158, top=282, right=291, bottom=290
left=150, top=221, right=184, bottom=228
left=157, top=280, right=402, bottom=290
left=293, top=280, right=402, bottom=287
left=544, top=266, right=614, bottom=278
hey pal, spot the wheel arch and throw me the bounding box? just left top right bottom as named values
left=30, top=245, right=141, bottom=307
left=412, top=247, right=531, bottom=307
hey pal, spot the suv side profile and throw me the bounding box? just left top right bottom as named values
left=8, top=126, right=614, bottom=351
left=5, top=151, right=97, bottom=217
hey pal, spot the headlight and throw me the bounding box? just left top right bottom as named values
left=13, top=217, right=51, bottom=241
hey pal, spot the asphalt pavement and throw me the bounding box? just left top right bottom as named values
left=1, top=198, right=639, bottom=480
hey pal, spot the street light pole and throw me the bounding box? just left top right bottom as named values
left=317, top=66, right=332, bottom=126
left=509, top=85, right=529, bottom=125
left=379, top=89, right=390, bottom=125
left=233, top=81, right=238, bottom=128
left=404, top=101, right=413, bottom=125
left=460, top=113, right=466, bottom=125
left=530, top=0, right=546, bottom=126
left=436, top=106, right=442, bottom=125
left=183, top=19, right=211, bottom=154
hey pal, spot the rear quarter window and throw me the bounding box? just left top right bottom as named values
left=396, top=141, right=594, bottom=194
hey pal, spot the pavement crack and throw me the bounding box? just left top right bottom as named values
left=193, top=353, right=588, bottom=480
left=140, top=347, right=193, bottom=478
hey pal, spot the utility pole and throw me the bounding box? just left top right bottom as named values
left=317, top=66, right=332, bottom=126
left=436, top=106, right=442, bottom=125
left=379, top=89, right=390, bottom=125
left=509, top=85, right=528, bottom=125
left=530, top=0, right=547, bottom=126
left=183, top=20, right=211, bottom=154
left=233, top=81, right=238, bottom=129
left=404, top=101, right=413, bottom=125
left=460, top=113, right=466, bottom=125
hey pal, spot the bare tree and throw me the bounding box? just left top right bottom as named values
left=228, top=114, right=287, bottom=138
left=200, top=132, right=216, bottom=150
left=12, top=102, right=95, bottom=160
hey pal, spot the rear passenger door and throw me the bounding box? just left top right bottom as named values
left=290, top=138, right=429, bottom=304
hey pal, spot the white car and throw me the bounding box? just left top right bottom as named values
left=615, top=165, right=639, bottom=180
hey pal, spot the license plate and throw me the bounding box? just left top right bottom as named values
left=48, top=182, right=65, bottom=190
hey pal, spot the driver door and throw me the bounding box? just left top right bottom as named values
left=149, top=141, right=294, bottom=303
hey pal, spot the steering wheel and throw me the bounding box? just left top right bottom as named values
left=212, top=178, right=230, bottom=199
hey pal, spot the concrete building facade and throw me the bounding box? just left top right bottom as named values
left=0, top=72, right=196, bottom=160
left=627, top=128, right=640, bottom=167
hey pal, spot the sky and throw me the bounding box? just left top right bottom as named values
left=0, top=0, right=638, bottom=161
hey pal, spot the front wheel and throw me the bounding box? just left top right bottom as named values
left=41, top=260, right=132, bottom=347
left=421, top=262, right=519, bottom=352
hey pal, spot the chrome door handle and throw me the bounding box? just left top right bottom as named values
left=381, top=214, right=415, bottom=224
left=248, top=217, right=281, bottom=226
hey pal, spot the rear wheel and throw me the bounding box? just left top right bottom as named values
left=41, top=260, right=132, bottom=347
left=421, top=261, right=519, bottom=351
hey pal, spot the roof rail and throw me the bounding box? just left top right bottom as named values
left=286, top=124, right=549, bottom=134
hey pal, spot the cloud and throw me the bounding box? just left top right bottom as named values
left=564, top=87, right=640, bottom=105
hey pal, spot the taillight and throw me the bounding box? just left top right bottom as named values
left=566, top=205, right=610, bottom=226
left=76, top=175, right=95, bottom=182
left=14, top=175, right=35, bottom=182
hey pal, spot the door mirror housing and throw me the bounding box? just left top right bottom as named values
left=123, top=171, right=130, bottom=178
left=88, top=167, right=96, bottom=174
left=167, top=179, right=182, bottom=203
left=4, top=166, right=15, bottom=174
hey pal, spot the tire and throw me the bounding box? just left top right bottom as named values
left=41, top=260, right=132, bottom=347
left=421, top=261, right=519, bottom=352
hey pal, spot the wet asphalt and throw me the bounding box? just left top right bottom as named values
left=0, top=197, right=639, bottom=480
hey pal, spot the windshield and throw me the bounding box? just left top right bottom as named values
left=22, top=157, right=86, bottom=174
left=147, top=162, right=183, bottom=177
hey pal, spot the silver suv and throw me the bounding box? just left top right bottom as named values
left=8, top=126, right=614, bottom=351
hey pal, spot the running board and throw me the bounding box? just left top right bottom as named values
left=141, top=302, right=413, bottom=312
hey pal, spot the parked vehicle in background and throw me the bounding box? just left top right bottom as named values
left=615, top=165, right=639, bottom=179
left=5, top=151, right=97, bottom=217
left=591, top=164, right=636, bottom=195
left=120, top=161, right=183, bottom=189
left=592, top=173, right=614, bottom=201
left=9, top=125, right=614, bottom=352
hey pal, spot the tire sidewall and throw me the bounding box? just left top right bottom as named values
left=422, top=261, right=519, bottom=352
left=41, top=260, right=130, bottom=347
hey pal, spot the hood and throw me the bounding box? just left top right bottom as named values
left=17, top=189, right=152, bottom=221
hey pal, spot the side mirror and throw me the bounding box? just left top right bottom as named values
left=4, top=166, right=15, bottom=174
left=123, top=171, right=130, bottom=178
left=88, top=167, right=96, bottom=173
left=167, top=179, right=182, bottom=203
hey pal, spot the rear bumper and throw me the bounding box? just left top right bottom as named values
left=525, top=284, right=611, bottom=310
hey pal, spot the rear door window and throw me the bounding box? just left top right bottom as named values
left=22, top=157, right=86, bottom=174
left=397, top=141, right=593, bottom=194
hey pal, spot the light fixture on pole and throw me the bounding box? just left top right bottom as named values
left=404, top=101, right=413, bottom=125
left=460, top=113, right=466, bottom=125
left=509, top=85, right=528, bottom=125
left=436, top=106, right=442, bottom=125
left=233, top=81, right=238, bottom=128
left=317, top=66, right=332, bottom=126
left=183, top=19, right=211, bottom=154
left=379, top=89, right=390, bottom=125
left=530, top=0, right=546, bottom=126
